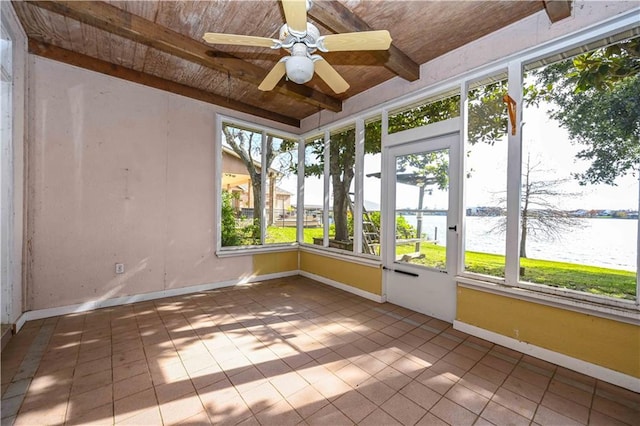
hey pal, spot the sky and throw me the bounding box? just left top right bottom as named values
left=276, top=102, right=639, bottom=212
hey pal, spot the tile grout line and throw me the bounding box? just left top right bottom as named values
left=1, top=320, right=57, bottom=424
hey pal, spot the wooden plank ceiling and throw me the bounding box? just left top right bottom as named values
left=12, top=1, right=570, bottom=128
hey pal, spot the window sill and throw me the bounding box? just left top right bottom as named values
left=299, top=244, right=382, bottom=267
left=216, top=243, right=298, bottom=258
left=456, top=275, right=640, bottom=325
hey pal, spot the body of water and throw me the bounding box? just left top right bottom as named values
left=402, top=215, right=637, bottom=271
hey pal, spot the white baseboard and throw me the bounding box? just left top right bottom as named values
left=21, top=270, right=299, bottom=322
left=454, top=321, right=640, bottom=393
left=300, top=270, right=385, bottom=303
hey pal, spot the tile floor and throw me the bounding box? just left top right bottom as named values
left=1, top=276, right=638, bottom=425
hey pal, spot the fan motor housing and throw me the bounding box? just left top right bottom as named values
left=279, top=22, right=320, bottom=54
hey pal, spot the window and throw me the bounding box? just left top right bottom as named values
left=265, top=135, right=298, bottom=245
left=388, top=92, right=460, bottom=134
left=518, top=36, right=638, bottom=301
left=362, top=118, right=382, bottom=256
left=463, top=76, right=509, bottom=278
left=302, top=135, right=324, bottom=245
left=328, top=127, right=356, bottom=252
left=219, top=122, right=298, bottom=248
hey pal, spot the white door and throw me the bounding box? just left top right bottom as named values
left=383, top=131, right=459, bottom=322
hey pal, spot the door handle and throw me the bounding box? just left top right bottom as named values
left=448, top=225, right=457, bottom=231
left=383, top=266, right=419, bottom=277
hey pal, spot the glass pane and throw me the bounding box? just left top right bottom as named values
left=220, top=124, right=262, bottom=246
left=388, top=92, right=460, bottom=134
left=303, top=136, right=324, bottom=245
left=363, top=118, right=382, bottom=256
left=463, top=77, right=508, bottom=278
left=394, top=149, right=449, bottom=270
left=265, top=135, right=298, bottom=244
left=328, top=127, right=355, bottom=252
left=520, top=35, right=638, bottom=300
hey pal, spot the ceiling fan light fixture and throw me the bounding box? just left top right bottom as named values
left=285, top=55, right=314, bottom=84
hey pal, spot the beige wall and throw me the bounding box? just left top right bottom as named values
left=25, top=57, right=296, bottom=310
left=457, top=287, right=640, bottom=379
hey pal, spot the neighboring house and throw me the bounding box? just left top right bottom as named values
left=221, top=145, right=292, bottom=223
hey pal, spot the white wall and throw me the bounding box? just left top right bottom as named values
left=301, top=0, right=639, bottom=131
left=26, top=57, right=294, bottom=311
left=1, top=3, right=26, bottom=325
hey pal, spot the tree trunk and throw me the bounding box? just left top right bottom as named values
left=333, top=180, right=350, bottom=241
left=329, top=132, right=355, bottom=242
left=519, top=215, right=527, bottom=259
left=251, top=177, right=261, bottom=226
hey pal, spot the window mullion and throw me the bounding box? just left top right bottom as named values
left=296, top=138, right=305, bottom=244
left=260, top=130, right=267, bottom=244
left=354, top=118, right=365, bottom=254
left=323, top=130, right=330, bottom=247
left=504, top=61, right=523, bottom=286
left=637, top=175, right=640, bottom=307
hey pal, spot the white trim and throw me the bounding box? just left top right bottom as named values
left=454, top=321, right=640, bottom=393
left=20, top=271, right=299, bottom=322
left=300, top=244, right=382, bottom=268
left=299, top=270, right=385, bottom=303
left=504, top=61, right=524, bottom=285
left=14, top=312, right=26, bottom=333
left=322, top=130, right=330, bottom=247
left=384, top=117, right=460, bottom=148
left=216, top=244, right=298, bottom=258
left=214, top=113, right=223, bottom=253
left=457, top=279, right=640, bottom=325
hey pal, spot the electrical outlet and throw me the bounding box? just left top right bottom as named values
left=115, top=263, right=125, bottom=274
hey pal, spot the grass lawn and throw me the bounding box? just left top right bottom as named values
left=267, top=226, right=636, bottom=300
left=398, top=243, right=636, bottom=300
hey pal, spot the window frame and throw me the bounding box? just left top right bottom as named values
left=215, top=10, right=640, bottom=315
left=214, top=114, right=301, bottom=255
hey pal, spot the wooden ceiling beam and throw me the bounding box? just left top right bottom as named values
left=543, top=1, right=572, bottom=23
left=309, top=0, right=420, bottom=82
left=28, top=39, right=300, bottom=128
left=27, top=0, right=342, bottom=112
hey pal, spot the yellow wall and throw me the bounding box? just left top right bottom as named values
left=253, top=251, right=299, bottom=276
left=300, top=251, right=382, bottom=295
left=457, top=286, right=640, bottom=378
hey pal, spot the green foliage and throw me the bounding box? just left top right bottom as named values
left=388, top=96, right=460, bottom=134
left=468, top=81, right=509, bottom=145
left=532, top=37, right=640, bottom=185
left=395, top=244, right=635, bottom=299
left=221, top=191, right=241, bottom=247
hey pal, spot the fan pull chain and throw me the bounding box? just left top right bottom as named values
left=227, top=72, right=231, bottom=103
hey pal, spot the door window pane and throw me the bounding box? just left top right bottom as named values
left=394, top=148, right=449, bottom=271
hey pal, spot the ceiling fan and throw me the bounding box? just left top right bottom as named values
left=203, top=0, right=392, bottom=94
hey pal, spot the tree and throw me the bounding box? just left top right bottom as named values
left=302, top=91, right=500, bottom=243
left=222, top=125, right=296, bottom=243
left=531, top=38, right=640, bottom=185
left=492, top=154, right=583, bottom=259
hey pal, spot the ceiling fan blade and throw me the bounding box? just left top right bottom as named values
left=317, top=30, right=392, bottom=52
left=203, top=33, right=279, bottom=48
left=258, top=61, right=287, bottom=91
left=314, top=58, right=349, bottom=94
left=281, top=0, right=308, bottom=34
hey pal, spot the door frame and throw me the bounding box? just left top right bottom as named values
left=381, top=117, right=461, bottom=321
